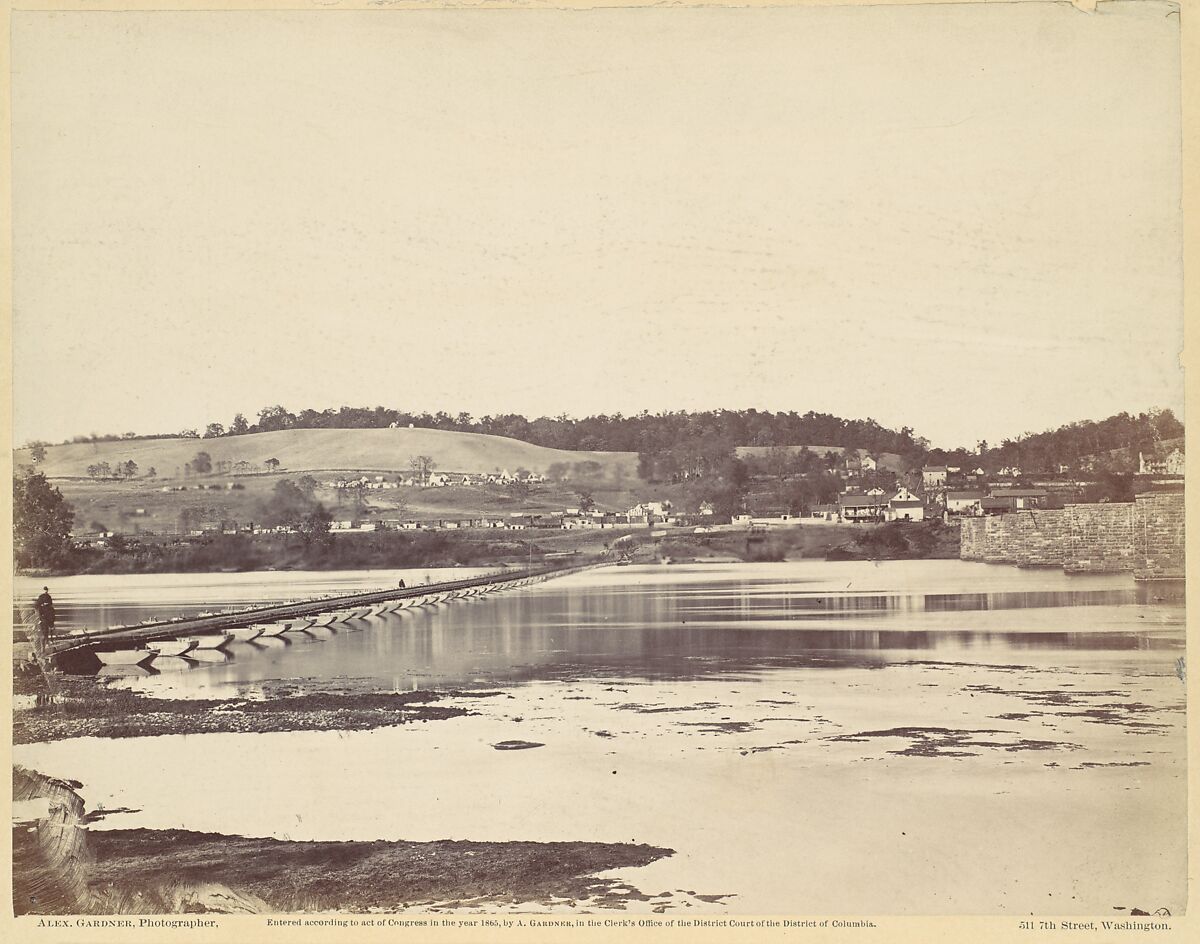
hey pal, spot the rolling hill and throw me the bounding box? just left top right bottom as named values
left=17, top=428, right=640, bottom=481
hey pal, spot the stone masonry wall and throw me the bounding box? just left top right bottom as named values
left=960, top=491, right=1184, bottom=578
left=959, top=509, right=1068, bottom=567
left=1063, top=502, right=1135, bottom=574
left=1133, top=491, right=1186, bottom=579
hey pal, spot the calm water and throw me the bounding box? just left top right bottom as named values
left=14, top=567, right=495, bottom=633
left=17, top=561, right=1185, bottom=695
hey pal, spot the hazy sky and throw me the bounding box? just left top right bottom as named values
left=11, top=2, right=1183, bottom=449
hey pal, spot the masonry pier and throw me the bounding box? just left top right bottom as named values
left=959, top=489, right=1184, bottom=580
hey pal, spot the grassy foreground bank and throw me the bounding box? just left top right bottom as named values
left=13, top=767, right=673, bottom=915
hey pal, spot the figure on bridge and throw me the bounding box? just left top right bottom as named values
left=35, top=586, right=56, bottom=641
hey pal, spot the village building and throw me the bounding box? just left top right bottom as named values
left=810, top=503, right=839, bottom=521
left=1139, top=448, right=1185, bottom=476
left=629, top=500, right=673, bottom=518
left=887, top=487, right=924, bottom=521
left=921, top=466, right=948, bottom=488
left=945, top=490, right=985, bottom=516
left=987, top=487, right=1047, bottom=510
left=839, top=494, right=887, bottom=523
left=749, top=512, right=799, bottom=528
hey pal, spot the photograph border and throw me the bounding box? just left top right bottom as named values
left=1, top=1, right=1195, bottom=942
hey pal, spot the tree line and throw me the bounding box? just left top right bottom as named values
left=31, top=404, right=1183, bottom=479
left=84, top=405, right=927, bottom=457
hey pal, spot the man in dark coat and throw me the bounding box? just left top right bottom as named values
left=35, top=587, right=56, bottom=636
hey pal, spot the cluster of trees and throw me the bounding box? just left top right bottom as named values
left=924, top=409, right=1184, bottom=474
left=186, top=451, right=212, bottom=475
left=14, top=470, right=76, bottom=569
left=94, top=405, right=922, bottom=457
left=86, top=460, right=155, bottom=480
left=258, top=478, right=332, bottom=541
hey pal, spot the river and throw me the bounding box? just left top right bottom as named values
left=13, top=560, right=1188, bottom=915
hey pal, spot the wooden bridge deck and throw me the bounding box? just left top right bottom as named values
left=36, top=561, right=593, bottom=658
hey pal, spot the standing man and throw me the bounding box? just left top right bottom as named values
left=35, top=586, right=56, bottom=639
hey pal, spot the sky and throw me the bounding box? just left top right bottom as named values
left=11, top=2, right=1184, bottom=450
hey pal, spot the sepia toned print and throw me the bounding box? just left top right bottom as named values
left=7, top=0, right=1189, bottom=938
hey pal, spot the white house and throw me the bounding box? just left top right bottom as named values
left=921, top=467, right=948, bottom=488
left=629, top=501, right=673, bottom=518
left=888, top=487, right=925, bottom=521
left=945, top=490, right=985, bottom=516
left=861, top=455, right=877, bottom=472
left=750, top=513, right=800, bottom=528
left=1139, top=449, right=1185, bottom=476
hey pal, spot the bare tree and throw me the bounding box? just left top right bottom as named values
left=409, top=455, right=435, bottom=485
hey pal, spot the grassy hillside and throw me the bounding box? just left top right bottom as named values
left=18, top=428, right=640, bottom=481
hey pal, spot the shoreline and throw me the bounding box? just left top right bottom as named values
left=13, top=767, right=674, bottom=916
left=13, top=674, right=493, bottom=744
left=14, top=521, right=962, bottom=579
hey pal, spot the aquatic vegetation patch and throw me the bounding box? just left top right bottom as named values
left=677, top=721, right=758, bottom=734
left=612, top=702, right=723, bottom=714
left=12, top=676, right=473, bottom=743
left=827, top=726, right=1080, bottom=758
left=491, top=740, right=545, bottom=751
left=968, top=683, right=1179, bottom=732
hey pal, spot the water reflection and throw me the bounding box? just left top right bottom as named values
left=12, top=567, right=494, bottom=636
left=52, top=561, right=1180, bottom=697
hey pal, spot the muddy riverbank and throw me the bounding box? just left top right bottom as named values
left=13, top=674, right=487, bottom=744
left=13, top=767, right=673, bottom=915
